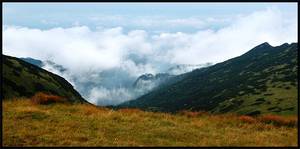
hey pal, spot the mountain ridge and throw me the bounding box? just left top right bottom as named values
left=118, top=42, right=298, bottom=115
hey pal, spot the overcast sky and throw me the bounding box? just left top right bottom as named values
left=3, top=3, right=297, bottom=32
left=2, top=3, right=298, bottom=105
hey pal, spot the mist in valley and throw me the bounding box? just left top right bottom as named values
left=3, top=5, right=297, bottom=105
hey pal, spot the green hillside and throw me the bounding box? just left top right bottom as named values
left=119, top=42, right=298, bottom=115
left=2, top=54, right=86, bottom=103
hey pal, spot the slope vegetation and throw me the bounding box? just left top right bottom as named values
left=120, top=42, right=298, bottom=115
left=2, top=55, right=86, bottom=103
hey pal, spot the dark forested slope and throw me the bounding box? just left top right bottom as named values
left=2, top=54, right=86, bottom=103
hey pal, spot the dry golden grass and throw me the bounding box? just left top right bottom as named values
left=117, top=108, right=144, bottom=114
left=178, top=110, right=210, bottom=118
left=3, top=97, right=298, bottom=147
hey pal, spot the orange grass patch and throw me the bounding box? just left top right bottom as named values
left=31, top=92, right=66, bottom=105
left=258, top=114, right=298, bottom=127
left=238, top=115, right=257, bottom=124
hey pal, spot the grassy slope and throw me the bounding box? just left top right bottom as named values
left=120, top=43, right=298, bottom=115
left=212, top=83, right=298, bottom=115
left=3, top=99, right=297, bottom=147
left=2, top=55, right=85, bottom=103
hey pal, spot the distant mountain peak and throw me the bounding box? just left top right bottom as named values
left=278, top=43, right=291, bottom=48
left=254, top=42, right=272, bottom=49
left=139, top=73, right=155, bottom=80
left=20, top=57, right=44, bottom=67
left=19, top=57, right=67, bottom=73
left=167, top=63, right=213, bottom=75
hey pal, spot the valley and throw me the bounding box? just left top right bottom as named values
left=2, top=42, right=298, bottom=147
left=2, top=3, right=298, bottom=147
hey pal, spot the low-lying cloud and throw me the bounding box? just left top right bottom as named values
left=3, top=8, right=297, bottom=105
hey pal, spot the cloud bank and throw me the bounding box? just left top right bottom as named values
left=3, top=8, right=297, bottom=105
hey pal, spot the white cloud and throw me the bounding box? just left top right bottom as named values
left=3, top=7, right=297, bottom=105
left=151, top=7, right=297, bottom=64
left=87, top=87, right=133, bottom=105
